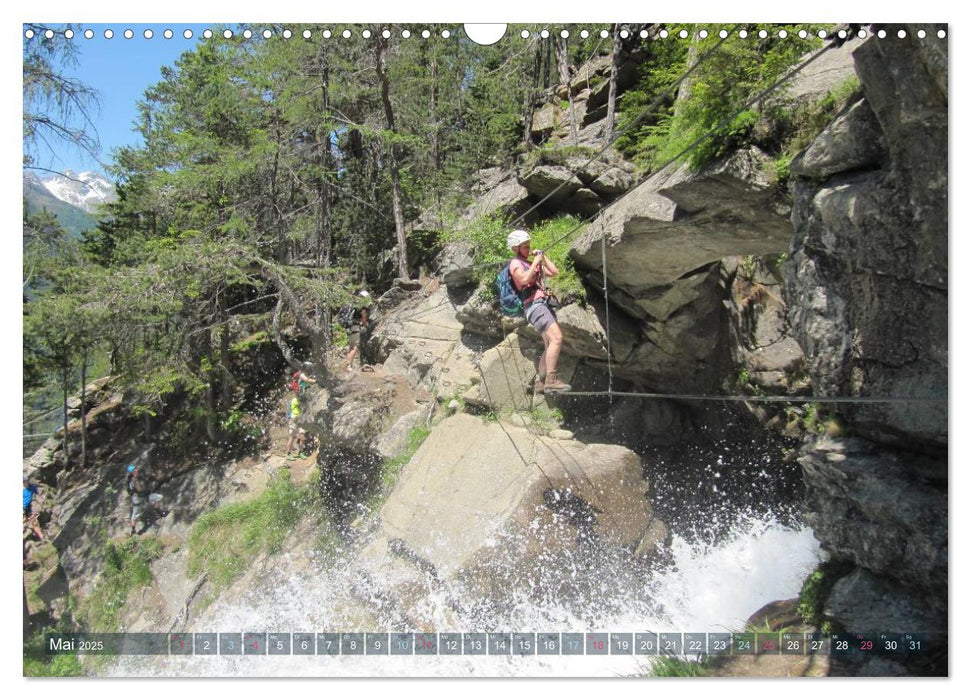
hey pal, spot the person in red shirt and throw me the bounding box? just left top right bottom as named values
left=507, top=229, right=571, bottom=394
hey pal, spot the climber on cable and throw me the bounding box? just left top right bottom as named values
left=507, top=229, right=571, bottom=394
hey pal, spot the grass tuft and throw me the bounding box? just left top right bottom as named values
left=186, top=471, right=313, bottom=592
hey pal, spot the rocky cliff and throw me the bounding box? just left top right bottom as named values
left=784, top=27, right=947, bottom=667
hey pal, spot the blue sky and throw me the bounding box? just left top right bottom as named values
left=26, top=23, right=212, bottom=179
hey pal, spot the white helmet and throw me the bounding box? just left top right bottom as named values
left=358, top=290, right=370, bottom=298
left=507, top=229, right=530, bottom=250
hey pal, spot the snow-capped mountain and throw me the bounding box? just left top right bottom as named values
left=31, top=170, right=115, bottom=214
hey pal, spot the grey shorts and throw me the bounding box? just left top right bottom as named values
left=525, top=301, right=557, bottom=333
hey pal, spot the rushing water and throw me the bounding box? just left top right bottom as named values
left=108, top=513, right=821, bottom=677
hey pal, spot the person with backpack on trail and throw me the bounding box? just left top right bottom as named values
left=506, top=229, right=572, bottom=394
left=289, top=362, right=318, bottom=395
left=285, top=392, right=308, bottom=460
left=126, top=464, right=166, bottom=536
left=341, top=290, right=371, bottom=373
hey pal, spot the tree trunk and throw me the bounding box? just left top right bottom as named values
left=522, top=40, right=542, bottom=148
left=316, top=52, right=332, bottom=268
left=80, top=347, right=87, bottom=468
left=61, top=365, right=69, bottom=468
left=203, top=328, right=217, bottom=443
left=543, top=37, right=552, bottom=89
left=272, top=297, right=302, bottom=371
left=219, top=322, right=232, bottom=410
left=604, top=23, right=623, bottom=144
left=375, top=35, right=409, bottom=279
left=430, top=54, right=440, bottom=172
left=556, top=37, right=579, bottom=145
left=675, top=40, right=702, bottom=120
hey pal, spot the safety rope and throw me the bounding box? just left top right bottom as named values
left=553, top=390, right=945, bottom=404
left=599, top=217, right=614, bottom=399
left=535, top=35, right=846, bottom=255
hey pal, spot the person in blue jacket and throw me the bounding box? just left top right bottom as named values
left=23, top=476, right=45, bottom=541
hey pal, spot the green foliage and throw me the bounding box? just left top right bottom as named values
left=645, top=655, right=709, bottom=677
left=186, top=471, right=312, bottom=592
left=23, top=625, right=87, bottom=677
left=229, top=331, right=269, bottom=354
left=447, top=213, right=586, bottom=301
left=616, top=25, right=829, bottom=173
left=332, top=320, right=349, bottom=348
left=527, top=405, right=565, bottom=432
left=798, top=559, right=854, bottom=633
left=766, top=76, right=862, bottom=184
left=81, top=536, right=164, bottom=631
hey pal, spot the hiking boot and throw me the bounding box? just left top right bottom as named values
left=533, top=375, right=546, bottom=395
left=542, top=372, right=571, bottom=394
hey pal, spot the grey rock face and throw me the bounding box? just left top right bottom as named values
left=797, top=437, right=946, bottom=604
left=519, top=165, right=584, bottom=200
left=824, top=568, right=945, bottom=636
left=573, top=146, right=791, bottom=290
left=790, top=99, right=887, bottom=179
left=436, top=241, right=477, bottom=288
left=464, top=172, right=532, bottom=223
left=725, top=258, right=806, bottom=389
left=567, top=147, right=792, bottom=392
left=785, top=34, right=947, bottom=448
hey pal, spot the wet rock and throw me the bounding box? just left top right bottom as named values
left=824, top=568, right=944, bottom=636
left=633, top=517, right=669, bottom=559
left=725, top=257, right=806, bottom=390
left=354, top=412, right=663, bottom=602
left=797, top=437, right=946, bottom=603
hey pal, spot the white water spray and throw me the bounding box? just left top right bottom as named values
left=108, top=515, right=820, bottom=677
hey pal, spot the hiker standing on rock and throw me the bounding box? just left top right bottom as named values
left=342, top=290, right=372, bottom=373
left=285, top=393, right=308, bottom=460
left=127, top=464, right=166, bottom=536
left=22, top=476, right=45, bottom=542
left=507, top=229, right=572, bottom=394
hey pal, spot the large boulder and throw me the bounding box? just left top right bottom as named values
left=519, top=165, right=584, bottom=201
left=463, top=171, right=533, bottom=223
left=353, top=412, right=666, bottom=616
left=374, top=287, right=481, bottom=398
left=435, top=241, right=477, bottom=288
left=572, top=146, right=791, bottom=290
left=790, top=98, right=887, bottom=179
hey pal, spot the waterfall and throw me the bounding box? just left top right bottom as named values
left=109, top=514, right=820, bottom=677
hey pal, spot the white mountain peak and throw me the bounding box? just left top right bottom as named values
left=36, top=170, right=116, bottom=214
